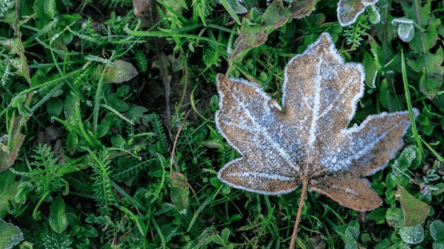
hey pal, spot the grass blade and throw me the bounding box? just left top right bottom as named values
left=401, top=49, right=424, bottom=160
left=187, top=184, right=223, bottom=232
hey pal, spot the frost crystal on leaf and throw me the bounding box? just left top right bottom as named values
left=367, top=5, right=380, bottom=24
left=337, top=0, right=378, bottom=26
left=216, top=33, right=417, bottom=211
left=392, top=18, right=415, bottom=43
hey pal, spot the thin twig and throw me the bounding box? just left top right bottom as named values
left=169, top=109, right=192, bottom=174
left=289, top=177, right=308, bottom=249
left=169, top=109, right=200, bottom=205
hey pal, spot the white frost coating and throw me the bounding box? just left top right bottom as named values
left=337, top=0, right=379, bottom=27
left=320, top=65, right=337, bottom=80
left=229, top=93, right=299, bottom=171
left=283, top=34, right=365, bottom=131
left=331, top=126, right=394, bottom=172
left=283, top=33, right=344, bottom=108
left=370, top=70, right=378, bottom=88
left=346, top=62, right=366, bottom=119
left=0, top=218, right=24, bottom=249
left=215, top=73, right=301, bottom=196
left=308, top=57, right=323, bottom=146
left=216, top=32, right=415, bottom=197
left=392, top=18, right=414, bottom=25
left=215, top=77, right=269, bottom=165
left=345, top=188, right=356, bottom=195
left=398, top=23, right=415, bottom=42
left=228, top=172, right=296, bottom=181
left=362, top=178, right=372, bottom=186
left=271, top=101, right=282, bottom=111
left=217, top=159, right=299, bottom=195
left=362, top=109, right=419, bottom=176
left=323, top=109, right=419, bottom=175
left=368, top=5, right=381, bottom=24
left=319, top=79, right=353, bottom=118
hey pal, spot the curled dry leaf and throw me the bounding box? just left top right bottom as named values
left=1, top=93, right=33, bottom=172
left=230, top=0, right=316, bottom=61
left=133, top=0, right=151, bottom=17
left=0, top=118, right=25, bottom=172
left=217, top=33, right=416, bottom=214
left=337, top=0, right=378, bottom=26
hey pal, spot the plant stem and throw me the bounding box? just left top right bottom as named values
left=401, top=49, right=424, bottom=160
left=412, top=0, right=430, bottom=93
left=170, top=109, right=192, bottom=174
left=289, top=177, right=308, bottom=249
left=32, top=191, right=49, bottom=219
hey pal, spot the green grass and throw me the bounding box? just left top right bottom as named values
left=1, top=0, right=444, bottom=248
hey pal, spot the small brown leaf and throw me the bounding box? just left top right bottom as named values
left=230, top=0, right=316, bottom=61
left=337, top=0, right=378, bottom=26
left=0, top=118, right=25, bottom=172
left=171, top=172, right=188, bottom=188
left=217, top=33, right=416, bottom=212
left=133, top=0, right=151, bottom=17
left=170, top=173, right=190, bottom=214
left=1, top=90, right=32, bottom=172
left=1, top=38, right=31, bottom=84
left=230, top=19, right=268, bottom=61
left=133, top=0, right=162, bottom=28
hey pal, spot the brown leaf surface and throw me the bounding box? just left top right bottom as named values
left=133, top=0, right=151, bottom=17
left=337, top=0, right=378, bottom=26
left=133, top=0, right=161, bottom=28
left=216, top=33, right=416, bottom=211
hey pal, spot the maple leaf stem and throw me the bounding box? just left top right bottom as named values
left=289, top=177, right=308, bottom=249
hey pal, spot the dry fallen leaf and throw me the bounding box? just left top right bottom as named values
left=230, top=0, right=316, bottom=61
left=0, top=117, right=25, bottom=172
left=133, top=0, right=151, bottom=17
left=1, top=93, right=33, bottom=172
left=337, top=0, right=378, bottom=26
left=216, top=33, right=416, bottom=248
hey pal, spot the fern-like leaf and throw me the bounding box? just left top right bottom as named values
left=134, top=49, right=148, bottom=73
left=112, top=158, right=154, bottom=182
left=89, top=149, right=115, bottom=215
left=11, top=144, right=65, bottom=198
left=203, top=46, right=222, bottom=69
left=344, top=14, right=370, bottom=50
left=67, top=172, right=94, bottom=195
left=151, top=113, right=168, bottom=154
left=193, top=0, right=217, bottom=25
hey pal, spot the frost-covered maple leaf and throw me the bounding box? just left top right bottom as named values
left=337, top=0, right=378, bottom=26
left=215, top=33, right=416, bottom=246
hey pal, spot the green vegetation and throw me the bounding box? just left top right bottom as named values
left=1, top=0, right=444, bottom=248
